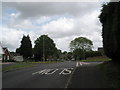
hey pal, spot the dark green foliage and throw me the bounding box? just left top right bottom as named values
left=17, top=35, right=33, bottom=59
left=85, top=51, right=102, bottom=58
left=73, top=48, right=84, bottom=60
left=99, top=2, right=120, bottom=61
left=67, top=52, right=72, bottom=60
left=70, top=37, right=93, bottom=60
left=16, top=48, right=21, bottom=53
left=34, top=35, right=58, bottom=61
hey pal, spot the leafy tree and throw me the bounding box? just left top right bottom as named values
left=34, top=35, right=58, bottom=61
left=55, top=49, right=62, bottom=59
left=70, top=37, right=93, bottom=60
left=16, top=48, right=21, bottom=54
left=17, top=35, right=33, bottom=59
left=72, top=48, right=84, bottom=60
left=67, top=52, right=72, bottom=60
left=99, top=2, right=120, bottom=62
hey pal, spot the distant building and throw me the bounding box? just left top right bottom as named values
left=2, top=47, right=11, bottom=61
left=0, top=45, right=24, bottom=62
left=0, top=45, right=4, bottom=61
left=11, top=52, right=23, bottom=62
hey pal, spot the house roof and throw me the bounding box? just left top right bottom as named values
left=3, top=48, right=11, bottom=56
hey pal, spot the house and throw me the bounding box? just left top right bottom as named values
left=2, top=47, right=11, bottom=62
left=11, top=52, right=23, bottom=62
left=0, top=45, right=4, bottom=61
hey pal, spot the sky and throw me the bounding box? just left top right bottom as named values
left=1, top=1, right=107, bottom=52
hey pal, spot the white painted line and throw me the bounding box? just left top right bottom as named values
left=76, top=62, right=79, bottom=67
left=65, top=67, right=76, bottom=88
left=32, top=69, right=48, bottom=75
left=79, top=62, right=82, bottom=66
left=59, top=68, right=73, bottom=75
left=59, top=69, right=66, bottom=75
left=45, top=69, right=59, bottom=75
left=32, top=68, right=74, bottom=75
left=82, top=62, right=90, bottom=65
left=39, top=69, right=48, bottom=74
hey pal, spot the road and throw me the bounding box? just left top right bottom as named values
left=2, top=61, right=109, bottom=88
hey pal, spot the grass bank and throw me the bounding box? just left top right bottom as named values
left=2, top=63, right=36, bottom=72
left=2, top=61, right=62, bottom=72
left=81, top=56, right=111, bottom=62
left=100, top=61, right=120, bottom=89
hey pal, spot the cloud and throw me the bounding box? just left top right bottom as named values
left=1, top=27, right=26, bottom=51
left=1, top=2, right=103, bottom=52
left=3, top=2, right=101, bottom=19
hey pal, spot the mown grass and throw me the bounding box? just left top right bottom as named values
left=2, top=61, right=62, bottom=72
left=81, top=58, right=111, bottom=62
left=28, top=61, right=62, bottom=64
left=99, top=61, right=120, bottom=89
left=2, top=63, right=36, bottom=72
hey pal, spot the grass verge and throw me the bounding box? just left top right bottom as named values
left=2, top=61, right=62, bottom=72
left=99, top=61, right=120, bottom=89
left=2, top=63, right=36, bottom=72
left=28, top=61, right=62, bottom=64
left=81, top=58, right=111, bottom=62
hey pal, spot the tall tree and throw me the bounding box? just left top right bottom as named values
left=34, top=35, right=58, bottom=61
left=70, top=37, right=93, bottom=60
left=99, top=2, right=120, bottom=62
left=17, top=35, right=33, bottom=59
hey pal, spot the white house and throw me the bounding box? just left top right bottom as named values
left=0, top=45, right=4, bottom=61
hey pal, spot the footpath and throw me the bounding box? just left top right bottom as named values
left=67, top=63, right=110, bottom=88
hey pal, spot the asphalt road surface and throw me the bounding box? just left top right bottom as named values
left=2, top=61, right=109, bottom=88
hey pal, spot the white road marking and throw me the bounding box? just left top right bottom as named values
left=82, top=62, right=90, bottom=65
left=76, top=62, right=79, bottom=67
left=79, top=62, right=82, bottom=66
left=32, top=68, right=73, bottom=75
left=32, top=69, right=47, bottom=75
left=45, top=69, right=59, bottom=75
left=59, top=68, right=73, bottom=75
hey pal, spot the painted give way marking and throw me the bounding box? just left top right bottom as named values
left=32, top=68, right=74, bottom=75
left=76, top=62, right=90, bottom=67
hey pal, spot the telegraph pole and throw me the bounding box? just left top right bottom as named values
left=43, top=36, right=45, bottom=62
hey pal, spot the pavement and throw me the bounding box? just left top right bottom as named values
left=67, top=62, right=109, bottom=88
left=2, top=61, right=109, bottom=88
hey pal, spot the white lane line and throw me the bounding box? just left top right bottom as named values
left=65, top=67, right=76, bottom=88
left=76, top=62, right=79, bottom=67
left=79, top=62, right=82, bottom=66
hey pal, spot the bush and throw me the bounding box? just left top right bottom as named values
left=85, top=51, right=102, bottom=58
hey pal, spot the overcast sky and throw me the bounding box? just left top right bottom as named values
left=1, top=1, right=105, bottom=52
